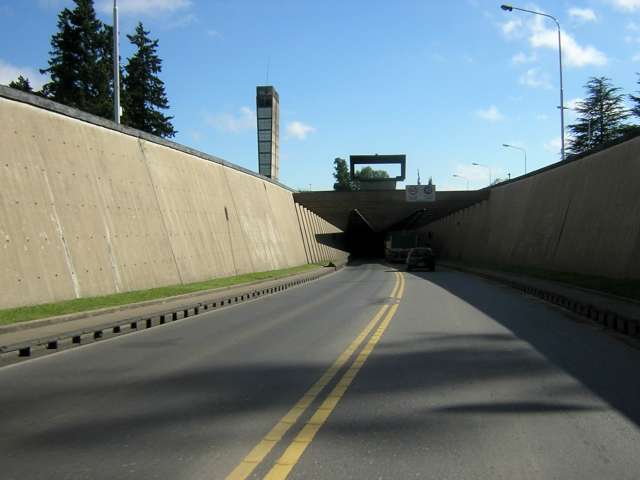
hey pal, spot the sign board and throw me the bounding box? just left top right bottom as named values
left=406, top=184, right=436, bottom=202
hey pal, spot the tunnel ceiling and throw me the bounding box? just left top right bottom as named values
left=294, top=190, right=489, bottom=233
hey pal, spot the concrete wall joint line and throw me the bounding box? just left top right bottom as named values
left=137, top=138, right=184, bottom=285
left=41, top=164, right=81, bottom=298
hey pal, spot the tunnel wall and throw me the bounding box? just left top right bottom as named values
left=424, top=136, right=640, bottom=279
left=0, top=89, right=344, bottom=309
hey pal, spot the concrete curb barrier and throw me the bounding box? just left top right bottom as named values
left=0, top=263, right=346, bottom=365
left=440, top=261, right=640, bottom=340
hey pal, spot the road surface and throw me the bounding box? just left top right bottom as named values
left=1, top=263, right=639, bottom=479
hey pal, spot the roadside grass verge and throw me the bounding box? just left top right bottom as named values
left=454, top=261, right=640, bottom=302
left=0, top=263, right=325, bottom=327
left=502, top=266, right=640, bottom=302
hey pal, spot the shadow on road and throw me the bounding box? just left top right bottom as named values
left=1, top=263, right=637, bottom=456
left=403, top=267, right=640, bottom=428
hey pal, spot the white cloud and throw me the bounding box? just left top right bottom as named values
left=536, top=113, right=549, bottom=120
left=501, top=18, right=524, bottom=38
left=569, top=8, right=597, bottom=22
left=530, top=28, right=607, bottom=67
left=633, top=53, right=640, bottom=62
left=519, top=68, right=552, bottom=89
left=0, top=59, right=47, bottom=90
left=205, top=107, right=255, bottom=133
left=512, top=51, right=537, bottom=64
left=567, top=97, right=583, bottom=110
left=475, top=105, right=505, bottom=122
left=166, top=13, right=197, bottom=29
left=611, top=0, right=640, bottom=11
left=285, top=121, right=316, bottom=140
left=98, top=0, right=191, bottom=15
left=207, top=29, right=222, bottom=38
left=544, top=136, right=562, bottom=153
left=500, top=6, right=607, bottom=68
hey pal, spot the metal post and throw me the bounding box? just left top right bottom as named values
left=113, top=0, right=120, bottom=125
left=501, top=5, right=564, bottom=161
left=472, top=163, right=492, bottom=185
left=557, top=21, right=565, bottom=161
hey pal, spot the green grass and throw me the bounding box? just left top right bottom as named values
left=459, top=261, right=640, bottom=302
left=0, top=263, right=325, bottom=327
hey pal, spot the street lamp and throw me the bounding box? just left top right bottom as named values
left=113, top=0, right=121, bottom=125
left=502, top=144, right=527, bottom=175
left=452, top=174, right=469, bottom=191
left=501, top=4, right=564, bottom=161
left=471, top=162, right=492, bottom=185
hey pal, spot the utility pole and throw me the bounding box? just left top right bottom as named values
left=113, top=0, right=121, bottom=125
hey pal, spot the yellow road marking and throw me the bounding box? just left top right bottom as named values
left=224, top=272, right=401, bottom=480
left=263, top=273, right=405, bottom=480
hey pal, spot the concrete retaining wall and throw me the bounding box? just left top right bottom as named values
left=425, top=136, right=640, bottom=279
left=0, top=89, right=344, bottom=309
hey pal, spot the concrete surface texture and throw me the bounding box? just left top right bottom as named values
left=0, top=94, right=343, bottom=309
left=1, top=263, right=639, bottom=479
left=425, top=136, right=640, bottom=279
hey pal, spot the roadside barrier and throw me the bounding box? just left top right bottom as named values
left=0, top=262, right=347, bottom=365
left=441, top=262, right=640, bottom=340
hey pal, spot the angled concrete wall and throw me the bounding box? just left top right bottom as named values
left=0, top=90, right=345, bottom=309
left=425, top=136, right=640, bottom=279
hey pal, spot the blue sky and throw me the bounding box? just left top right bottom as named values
left=1, top=0, right=640, bottom=191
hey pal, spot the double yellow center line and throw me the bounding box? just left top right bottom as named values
left=226, top=270, right=405, bottom=480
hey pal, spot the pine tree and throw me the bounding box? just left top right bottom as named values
left=568, top=77, right=630, bottom=155
left=40, top=0, right=114, bottom=118
left=122, top=22, right=176, bottom=138
left=333, top=157, right=353, bottom=191
left=8, top=76, right=33, bottom=93
left=630, top=72, right=640, bottom=119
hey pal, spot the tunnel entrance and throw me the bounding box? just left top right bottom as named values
left=345, top=209, right=385, bottom=258
left=344, top=208, right=433, bottom=260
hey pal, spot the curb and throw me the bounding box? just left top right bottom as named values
left=0, top=265, right=337, bottom=335
left=0, top=263, right=345, bottom=366
left=441, top=262, right=640, bottom=340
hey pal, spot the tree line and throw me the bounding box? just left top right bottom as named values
left=7, top=0, right=175, bottom=138
left=332, top=158, right=391, bottom=191
left=568, top=75, right=640, bottom=157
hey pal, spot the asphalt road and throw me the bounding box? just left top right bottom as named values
left=1, top=262, right=639, bottom=479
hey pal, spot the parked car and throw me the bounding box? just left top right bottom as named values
left=406, top=247, right=435, bottom=271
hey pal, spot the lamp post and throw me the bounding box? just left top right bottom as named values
left=501, top=4, right=564, bottom=161
left=113, top=0, right=121, bottom=125
left=502, top=144, right=527, bottom=174
left=472, top=162, right=492, bottom=185
left=453, top=174, right=469, bottom=191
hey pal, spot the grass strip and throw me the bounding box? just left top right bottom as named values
left=0, top=263, right=325, bottom=326
left=458, top=262, right=640, bottom=302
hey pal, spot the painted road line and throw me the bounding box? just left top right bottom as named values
left=224, top=272, right=401, bottom=480
left=263, top=273, right=405, bottom=480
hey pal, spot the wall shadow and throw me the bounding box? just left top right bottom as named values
left=403, top=267, right=640, bottom=427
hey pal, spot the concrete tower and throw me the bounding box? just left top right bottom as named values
left=256, top=86, right=280, bottom=180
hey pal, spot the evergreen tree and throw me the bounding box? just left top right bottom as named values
left=356, top=166, right=390, bottom=179
left=8, top=76, right=33, bottom=93
left=630, top=72, right=640, bottom=119
left=333, top=157, right=353, bottom=191
left=40, top=0, right=114, bottom=118
left=568, top=76, right=630, bottom=155
left=122, top=22, right=176, bottom=138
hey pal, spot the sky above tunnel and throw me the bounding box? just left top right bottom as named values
left=1, top=0, right=640, bottom=191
